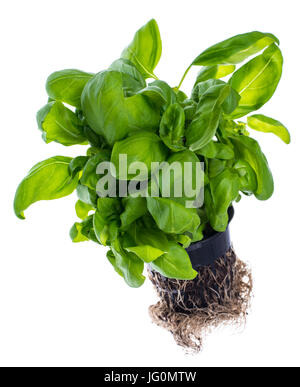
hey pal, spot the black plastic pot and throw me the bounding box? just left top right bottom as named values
left=186, top=206, right=234, bottom=270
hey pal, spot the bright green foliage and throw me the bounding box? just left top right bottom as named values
left=121, top=19, right=162, bottom=79
left=14, top=20, right=289, bottom=287
left=46, top=69, right=94, bottom=108
left=14, top=157, right=79, bottom=219
left=191, top=31, right=279, bottom=66
left=37, top=101, right=87, bottom=146
left=247, top=114, right=290, bottom=144
left=111, top=131, right=168, bottom=180
left=229, top=44, right=283, bottom=118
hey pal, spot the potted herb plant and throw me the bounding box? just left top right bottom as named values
left=14, top=19, right=290, bottom=351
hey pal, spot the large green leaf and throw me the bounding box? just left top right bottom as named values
left=14, top=156, right=78, bottom=219
left=229, top=44, right=283, bottom=118
left=111, top=240, right=145, bottom=288
left=247, top=114, right=290, bottom=144
left=123, top=221, right=169, bottom=263
left=111, top=131, right=168, bottom=180
left=186, top=83, right=231, bottom=150
left=192, top=31, right=279, bottom=66
left=125, top=222, right=169, bottom=252
left=46, top=69, right=94, bottom=109
left=81, top=70, right=160, bottom=146
left=146, top=197, right=200, bottom=234
left=229, top=134, right=274, bottom=200
left=205, top=169, right=240, bottom=231
left=121, top=19, right=162, bottom=79
left=150, top=241, right=197, bottom=280
left=36, top=102, right=87, bottom=146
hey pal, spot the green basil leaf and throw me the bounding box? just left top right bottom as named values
left=125, top=222, right=169, bottom=253
left=205, top=169, right=240, bottom=231
left=192, top=31, right=279, bottom=66
left=186, top=83, right=231, bottom=150
left=159, top=103, right=186, bottom=152
left=194, top=65, right=236, bottom=84
left=125, top=245, right=164, bottom=263
left=46, top=69, right=94, bottom=108
left=93, top=198, right=122, bottom=245
left=76, top=183, right=98, bottom=207
left=80, top=150, right=110, bottom=190
left=195, top=141, right=234, bottom=159
left=120, top=197, right=148, bottom=229
left=70, top=222, right=89, bottom=243
left=175, top=89, right=188, bottom=103
left=150, top=241, right=197, bottom=280
left=97, top=197, right=122, bottom=221
left=121, top=19, right=162, bottom=79
left=208, top=159, right=226, bottom=179
left=106, top=250, right=124, bottom=278
left=180, top=99, right=197, bottom=121
left=86, top=147, right=102, bottom=157
left=191, top=224, right=205, bottom=243
left=229, top=134, right=274, bottom=200
left=109, top=58, right=146, bottom=95
left=111, top=240, right=145, bottom=288
left=233, top=160, right=258, bottom=194
left=37, top=101, right=87, bottom=146
left=81, top=70, right=160, bottom=146
left=68, top=156, right=89, bottom=178
left=158, top=150, right=203, bottom=207
left=83, top=126, right=103, bottom=148
left=137, top=80, right=176, bottom=109
left=146, top=197, right=200, bottom=234
left=93, top=197, right=121, bottom=246
left=93, top=210, right=108, bottom=245
left=14, top=156, right=78, bottom=219
left=247, top=114, right=290, bottom=144
left=75, top=200, right=94, bottom=220
left=78, top=215, right=99, bottom=244
left=229, top=44, right=283, bottom=118
left=191, top=79, right=240, bottom=114
left=111, top=131, right=168, bottom=180
left=175, top=234, right=192, bottom=248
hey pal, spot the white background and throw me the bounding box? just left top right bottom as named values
left=1, top=0, right=300, bottom=367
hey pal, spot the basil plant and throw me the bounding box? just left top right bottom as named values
left=14, top=20, right=290, bottom=287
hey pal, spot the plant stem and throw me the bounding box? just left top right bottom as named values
left=176, top=64, right=192, bottom=90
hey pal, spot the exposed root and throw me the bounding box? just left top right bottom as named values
left=148, top=248, right=252, bottom=352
